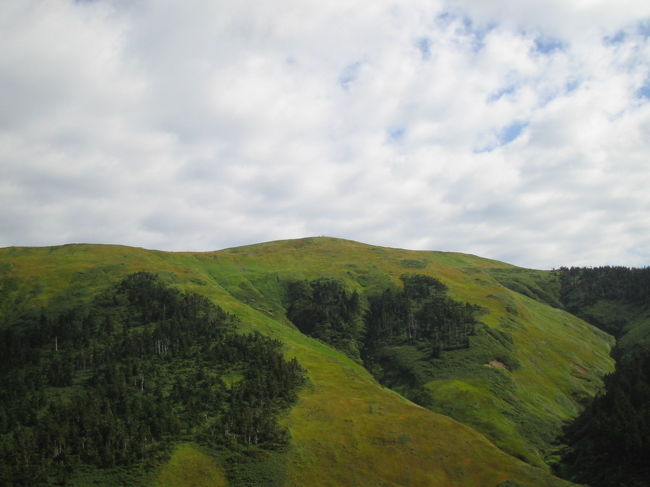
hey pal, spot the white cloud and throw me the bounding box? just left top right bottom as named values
left=0, top=0, right=649, bottom=268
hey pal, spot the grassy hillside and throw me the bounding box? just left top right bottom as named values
left=0, top=237, right=615, bottom=486
left=153, top=444, right=228, bottom=487
left=488, top=265, right=650, bottom=356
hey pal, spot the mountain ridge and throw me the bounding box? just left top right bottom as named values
left=1, top=236, right=521, bottom=268
left=0, top=237, right=614, bottom=486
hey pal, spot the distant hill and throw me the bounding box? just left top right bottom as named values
left=0, top=237, right=615, bottom=486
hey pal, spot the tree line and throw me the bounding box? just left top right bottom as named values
left=0, top=272, right=305, bottom=486
left=285, top=274, right=482, bottom=362
left=554, top=266, right=650, bottom=486
left=557, top=347, right=650, bottom=487
left=364, top=274, right=480, bottom=357
left=558, top=265, right=650, bottom=334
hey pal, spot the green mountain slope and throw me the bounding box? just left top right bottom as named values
left=0, top=237, right=615, bottom=486
left=489, top=265, right=650, bottom=486
left=488, top=265, right=650, bottom=356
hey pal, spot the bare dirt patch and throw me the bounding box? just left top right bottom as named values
left=572, top=363, right=588, bottom=375
left=484, top=360, right=508, bottom=370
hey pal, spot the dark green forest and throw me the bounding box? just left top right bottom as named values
left=285, top=278, right=363, bottom=360
left=285, top=274, right=484, bottom=404
left=0, top=272, right=305, bottom=486
left=556, top=266, right=650, bottom=487
left=558, top=265, right=650, bottom=336
left=557, top=348, right=650, bottom=487
left=285, top=274, right=480, bottom=361
left=363, top=274, right=480, bottom=356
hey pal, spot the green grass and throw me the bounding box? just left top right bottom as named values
left=0, top=237, right=614, bottom=486
left=616, top=309, right=650, bottom=353
left=486, top=267, right=562, bottom=308
left=154, top=444, right=228, bottom=487
left=486, top=264, right=650, bottom=356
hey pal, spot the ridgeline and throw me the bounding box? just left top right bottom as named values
left=0, top=237, right=619, bottom=486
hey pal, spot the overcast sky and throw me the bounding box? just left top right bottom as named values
left=1, top=0, right=649, bottom=269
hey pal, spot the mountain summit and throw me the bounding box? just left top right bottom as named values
left=0, top=237, right=614, bottom=486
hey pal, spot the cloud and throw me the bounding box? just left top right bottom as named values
left=0, top=0, right=649, bottom=268
left=446, top=0, right=650, bottom=39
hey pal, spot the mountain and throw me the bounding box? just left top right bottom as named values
left=0, top=237, right=615, bottom=486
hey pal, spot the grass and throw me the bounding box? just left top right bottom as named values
left=619, top=312, right=650, bottom=352
left=154, top=444, right=228, bottom=487
left=0, top=236, right=615, bottom=486
left=486, top=267, right=562, bottom=309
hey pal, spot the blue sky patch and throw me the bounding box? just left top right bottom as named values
left=488, top=84, right=517, bottom=102
left=460, top=18, right=494, bottom=53
left=604, top=30, right=626, bottom=45
left=499, top=120, right=528, bottom=145
left=637, top=77, right=650, bottom=99
left=338, top=62, right=362, bottom=90
left=436, top=11, right=494, bottom=53
left=387, top=127, right=406, bottom=142
left=435, top=11, right=454, bottom=26
left=565, top=80, right=579, bottom=93
left=475, top=120, right=529, bottom=153
left=416, top=37, right=432, bottom=60
left=604, top=22, right=649, bottom=44
left=534, top=36, right=565, bottom=54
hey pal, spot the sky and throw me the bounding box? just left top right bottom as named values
left=1, top=0, right=650, bottom=269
